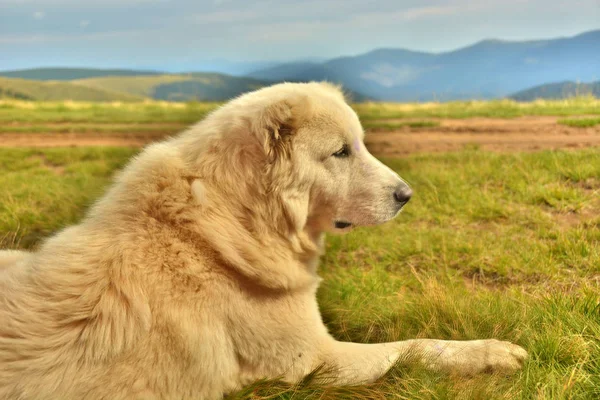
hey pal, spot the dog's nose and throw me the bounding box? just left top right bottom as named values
left=393, top=184, right=412, bottom=205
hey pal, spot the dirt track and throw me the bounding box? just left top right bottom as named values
left=365, top=116, right=600, bottom=156
left=1, top=116, right=599, bottom=156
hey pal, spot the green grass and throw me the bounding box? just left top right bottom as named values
left=355, top=96, right=600, bottom=120
left=558, top=117, right=600, bottom=128
left=1, top=147, right=599, bottom=399
left=0, top=77, right=144, bottom=102
left=2, top=96, right=600, bottom=124
left=363, top=120, right=440, bottom=130
left=0, top=147, right=138, bottom=248
left=0, top=123, right=186, bottom=134
left=0, top=100, right=219, bottom=123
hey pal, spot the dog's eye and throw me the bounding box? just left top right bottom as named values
left=332, top=144, right=350, bottom=158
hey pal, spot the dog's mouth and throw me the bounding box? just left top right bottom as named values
left=334, top=220, right=353, bottom=230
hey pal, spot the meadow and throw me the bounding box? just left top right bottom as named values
left=2, top=95, right=600, bottom=123
left=0, top=99, right=599, bottom=399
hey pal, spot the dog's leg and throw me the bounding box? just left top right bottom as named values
left=316, top=338, right=528, bottom=384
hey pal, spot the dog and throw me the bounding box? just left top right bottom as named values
left=0, top=82, right=527, bottom=399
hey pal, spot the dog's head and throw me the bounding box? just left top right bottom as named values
left=185, top=82, right=411, bottom=237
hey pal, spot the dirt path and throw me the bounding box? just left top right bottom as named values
left=1, top=116, right=599, bottom=155
left=365, top=116, right=600, bottom=155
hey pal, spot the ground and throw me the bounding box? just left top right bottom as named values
left=0, top=99, right=599, bottom=399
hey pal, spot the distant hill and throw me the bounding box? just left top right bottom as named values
left=74, top=73, right=269, bottom=101
left=5, top=30, right=599, bottom=102
left=0, top=68, right=161, bottom=81
left=249, top=30, right=600, bottom=101
left=0, top=70, right=368, bottom=102
left=510, top=81, right=600, bottom=101
left=0, top=77, right=144, bottom=101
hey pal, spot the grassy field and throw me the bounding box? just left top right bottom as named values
left=0, top=77, right=144, bottom=102
left=0, top=100, right=219, bottom=124
left=353, top=96, right=600, bottom=120
left=1, top=145, right=599, bottom=399
left=558, top=117, right=600, bottom=128
left=2, top=96, right=600, bottom=125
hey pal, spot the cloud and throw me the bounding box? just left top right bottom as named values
left=2, top=0, right=164, bottom=4
left=1, top=0, right=599, bottom=70
left=401, top=6, right=459, bottom=20
left=0, top=30, right=145, bottom=44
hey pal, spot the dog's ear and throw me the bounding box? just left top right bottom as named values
left=250, top=97, right=307, bottom=164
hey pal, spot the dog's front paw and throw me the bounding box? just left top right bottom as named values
left=423, top=339, right=528, bottom=375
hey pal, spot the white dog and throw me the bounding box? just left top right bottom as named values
left=0, top=82, right=527, bottom=399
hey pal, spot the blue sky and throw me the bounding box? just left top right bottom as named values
left=1, top=0, right=599, bottom=72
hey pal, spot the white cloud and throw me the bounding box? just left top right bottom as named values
left=0, top=30, right=146, bottom=44
left=2, top=0, right=599, bottom=68
left=2, top=0, right=164, bottom=4
left=401, top=6, right=460, bottom=21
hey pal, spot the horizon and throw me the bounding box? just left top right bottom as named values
left=1, top=0, right=599, bottom=74
left=1, top=28, right=598, bottom=76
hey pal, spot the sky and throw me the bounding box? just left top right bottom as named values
left=1, top=0, right=599, bottom=73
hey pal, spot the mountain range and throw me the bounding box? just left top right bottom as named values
left=0, top=30, right=598, bottom=102
left=247, top=30, right=600, bottom=101
left=510, top=80, right=600, bottom=101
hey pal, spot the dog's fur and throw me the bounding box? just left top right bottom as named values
left=0, top=82, right=527, bottom=399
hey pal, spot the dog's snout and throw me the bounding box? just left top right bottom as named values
left=393, top=184, right=412, bottom=205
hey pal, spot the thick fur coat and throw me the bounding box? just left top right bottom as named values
left=0, top=83, right=527, bottom=399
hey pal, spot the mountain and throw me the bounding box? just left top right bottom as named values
left=4, top=30, right=598, bottom=102
left=0, top=68, right=162, bottom=81
left=0, top=77, right=144, bottom=101
left=248, top=30, right=600, bottom=101
left=0, top=69, right=273, bottom=101
left=73, top=73, right=270, bottom=101
left=0, top=69, right=369, bottom=102
left=75, top=73, right=369, bottom=102
left=510, top=81, right=600, bottom=101
left=245, top=62, right=323, bottom=82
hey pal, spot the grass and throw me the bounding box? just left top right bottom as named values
left=0, top=123, right=186, bottom=134
left=2, top=96, right=600, bottom=124
left=0, top=147, right=138, bottom=248
left=354, top=96, right=600, bottom=120
left=558, top=117, right=600, bottom=128
left=0, top=77, right=143, bottom=102
left=363, top=120, right=440, bottom=130
left=0, top=100, right=219, bottom=123
left=1, top=146, right=599, bottom=399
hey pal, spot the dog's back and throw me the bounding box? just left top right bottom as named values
left=0, top=250, right=28, bottom=271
